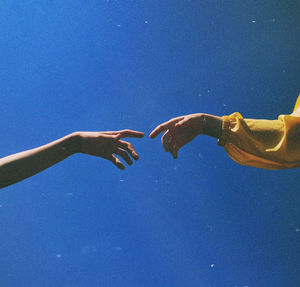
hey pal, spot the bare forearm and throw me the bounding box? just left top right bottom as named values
left=201, top=114, right=223, bottom=139
left=0, top=132, right=80, bottom=189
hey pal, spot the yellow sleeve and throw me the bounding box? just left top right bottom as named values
left=218, top=95, right=300, bottom=169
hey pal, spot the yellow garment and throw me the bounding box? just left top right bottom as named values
left=219, top=95, right=300, bottom=169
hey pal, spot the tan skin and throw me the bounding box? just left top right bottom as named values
left=0, top=129, right=144, bottom=189
left=0, top=114, right=221, bottom=188
left=150, top=113, right=223, bottom=158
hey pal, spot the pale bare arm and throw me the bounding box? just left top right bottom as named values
left=150, top=113, right=222, bottom=158
left=0, top=130, right=144, bottom=189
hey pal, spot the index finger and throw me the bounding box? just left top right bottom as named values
left=149, top=123, right=168, bottom=139
left=117, top=129, right=145, bottom=138
left=149, top=117, right=184, bottom=138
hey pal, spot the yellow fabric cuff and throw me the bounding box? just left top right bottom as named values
left=217, top=116, right=231, bottom=146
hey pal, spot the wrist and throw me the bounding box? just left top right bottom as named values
left=196, top=113, right=205, bottom=134
left=66, top=132, right=82, bottom=154
left=200, top=114, right=223, bottom=138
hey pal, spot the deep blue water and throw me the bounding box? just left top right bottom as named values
left=0, top=1, right=300, bottom=286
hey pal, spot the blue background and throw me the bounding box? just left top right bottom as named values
left=0, top=1, right=300, bottom=286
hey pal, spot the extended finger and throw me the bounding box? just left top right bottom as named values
left=118, top=140, right=139, bottom=160
left=150, top=123, right=168, bottom=139
left=114, top=147, right=133, bottom=165
left=117, top=129, right=144, bottom=138
left=108, top=155, right=125, bottom=170
left=150, top=117, right=184, bottom=138
left=102, top=130, right=144, bottom=139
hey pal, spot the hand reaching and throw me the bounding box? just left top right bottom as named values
left=79, top=129, right=144, bottom=169
left=149, top=114, right=204, bottom=159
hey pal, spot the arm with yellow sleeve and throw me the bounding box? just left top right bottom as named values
left=218, top=96, right=300, bottom=169
left=150, top=96, right=300, bottom=170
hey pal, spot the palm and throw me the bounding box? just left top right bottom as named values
left=80, top=130, right=144, bottom=169
left=170, top=125, right=199, bottom=149
left=150, top=115, right=202, bottom=158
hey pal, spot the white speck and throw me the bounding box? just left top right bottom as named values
left=145, top=20, right=148, bottom=24
left=210, top=264, right=214, bottom=268
left=114, top=246, right=122, bottom=251
left=0, top=205, right=2, bottom=208
left=120, top=179, right=125, bottom=182
left=154, top=180, right=159, bottom=184
left=269, top=18, right=276, bottom=23
left=252, top=20, right=256, bottom=23
left=223, top=103, right=226, bottom=107
left=65, top=192, right=73, bottom=196
left=122, top=114, right=132, bottom=120
left=56, top=254, right=62, bottom=258
left=81, top=245, right=98, bottom=256
left=198, top=153, right=203, bottom=158
left=296, top=228, right=300, bottom=232
left=198, top=93, right=202, bottom=97
left=207, top=89, right=211, bottom=93
left=117, top=24, right=121, bottom=27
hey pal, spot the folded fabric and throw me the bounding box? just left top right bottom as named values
left=218, top=96, right=300, bottom=169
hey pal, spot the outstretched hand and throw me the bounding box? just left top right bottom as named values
left=149, top=114, right=204, bottom=159
left=79, top=129, right=144, bottom=169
